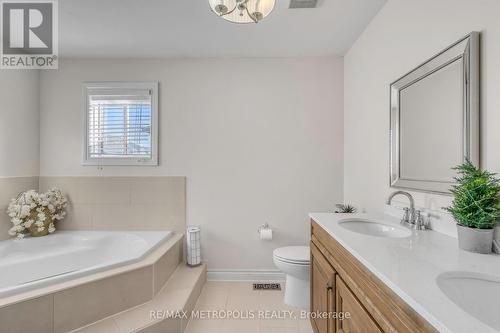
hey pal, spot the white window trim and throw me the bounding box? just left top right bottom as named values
left=82, top=81, right=159, bottom=166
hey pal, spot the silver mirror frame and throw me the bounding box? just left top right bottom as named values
left=390, top=32, right=480, bottom=194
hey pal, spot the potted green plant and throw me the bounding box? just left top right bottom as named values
left=445, top=160, right=500, bottom=253
left=334, top=204, right=357, bottom=214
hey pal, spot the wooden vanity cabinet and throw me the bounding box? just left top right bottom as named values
left=310, top=243, right=336, bottom=333
left=310, top=220, right=438, bottom=333
left=336, top=275, right=383, bottom=333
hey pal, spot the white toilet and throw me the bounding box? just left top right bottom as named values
left=273, top=246, right=310, bottom=309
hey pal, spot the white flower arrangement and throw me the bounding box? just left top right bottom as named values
left=7, top=188, right=68, bottom=239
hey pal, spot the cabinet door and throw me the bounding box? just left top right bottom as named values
left=310, top=243, right=336, bottom=333
left=336, top=276, right=383, bottom=333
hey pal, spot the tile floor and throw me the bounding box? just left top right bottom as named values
left=185, top=281, right=314, bottom=333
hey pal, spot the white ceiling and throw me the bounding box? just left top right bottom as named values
left=59, top=0, right=386, bottom=58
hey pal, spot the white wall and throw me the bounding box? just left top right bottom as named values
left=344, top=0, right=500, bottom=214
left=0, top=71, right=40, bottom=240
left=0, top=70, right=40, bottom=176
left=40, top=57, right=344, bottom=269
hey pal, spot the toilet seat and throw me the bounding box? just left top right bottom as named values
left=273, top=246, right=310, bottom=309
left=273, top=246, right=310, bottom=265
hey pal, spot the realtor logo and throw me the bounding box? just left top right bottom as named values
left=1, top=0, right=58, bottom=69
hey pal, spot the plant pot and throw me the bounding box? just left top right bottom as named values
left=29, top=225, right=49, bottom=237
left=27, top=207, right=53, bottom=237
left=457, top=224, right=494, bottom=254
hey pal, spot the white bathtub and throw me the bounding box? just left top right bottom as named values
left=0, top=230, right=172, bottom=298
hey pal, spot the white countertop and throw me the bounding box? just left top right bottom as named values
left=310, top=212, right=500, bottom=333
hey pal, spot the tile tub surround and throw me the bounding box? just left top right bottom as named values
left=0, top=176, right=39, bottom=241
left=73, top=264, right=207, bottom=333
left=310, top=213, right=500, bottom=333
left=55, top=265, right=154, bottom=333
left=0, top=294, right=53, bottom=333
left=38, top=176, right=186, bottom=233
left=0, top=233, right=183, bottom=333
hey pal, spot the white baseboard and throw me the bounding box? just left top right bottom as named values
left=207, top=269, right=285, bottom=282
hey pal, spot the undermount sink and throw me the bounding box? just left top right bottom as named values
left=437, top=271, right=500, bottom=330
left=338, top=218, right=412, bottom=238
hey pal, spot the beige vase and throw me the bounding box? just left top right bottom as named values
left=27, top=207, right=53, bottom=237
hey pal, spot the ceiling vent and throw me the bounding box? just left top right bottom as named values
left=289, top=0, right=318, bottom=9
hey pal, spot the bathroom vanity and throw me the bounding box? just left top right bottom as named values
left=310, top=219, right=435, bottom=333
left=309, top=213, right=500, bottom=333
left=310, top=220, right=435, bottom=332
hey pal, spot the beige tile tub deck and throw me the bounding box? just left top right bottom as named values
left=74, top=264, right=207, bottom=333
left=70, top=318, right=121, bottom=333
left=154, top=240, right=183, bottom=295
left=0, top=294, right=53, bottom=333
left=54, top=266, right=153, bottom=333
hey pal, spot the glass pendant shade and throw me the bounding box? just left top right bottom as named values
left=208, top=0, right=276, bottom=24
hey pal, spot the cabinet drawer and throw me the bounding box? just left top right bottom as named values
left=310, top=243, right=336, bottom=333
left=336, top=275, right=383, bottom=333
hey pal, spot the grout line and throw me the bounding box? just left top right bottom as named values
left=152, top=259, right=156, bottom=298
left=52, top=294, right=55, bottom=333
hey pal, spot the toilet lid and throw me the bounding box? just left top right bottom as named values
left=273, top=246, right=310, bottom=264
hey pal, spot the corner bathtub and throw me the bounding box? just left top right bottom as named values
left=0, top=230, right=172, bottom=298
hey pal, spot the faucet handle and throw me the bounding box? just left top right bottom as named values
left=414, top=210, right=426, bottom=230
left=401, top=207, right=410, bottom=224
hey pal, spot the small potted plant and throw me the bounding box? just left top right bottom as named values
left=334, top=204, right=357, bottom=214
left=445, top=160, right=500, bottom=253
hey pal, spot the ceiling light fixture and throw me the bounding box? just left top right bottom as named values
left=208, top=0, right=276, bottom=24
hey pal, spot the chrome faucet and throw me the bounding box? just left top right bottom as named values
left=386, top=191, right=427, bottom=230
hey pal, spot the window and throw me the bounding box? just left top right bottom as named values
left=83, top=82, right=158, bottom=166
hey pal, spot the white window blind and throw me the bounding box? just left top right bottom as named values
left=83, top=82, right=158, bottom=166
